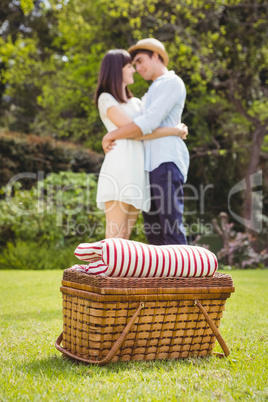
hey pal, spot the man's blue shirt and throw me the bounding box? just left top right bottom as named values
left=133, top=71, right=190, bottom=182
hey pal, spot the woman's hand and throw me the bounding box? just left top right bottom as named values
left=177, top=123, right=188, bottom=140
left=102, top=133, right=116, bottom=154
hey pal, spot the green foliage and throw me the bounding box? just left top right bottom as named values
left=0, top=0, right=59, bottom=132
left=35, top=50, right=103, bottom=147
left=0, top=36, right=42, bottom=132
left=0, top=270, right=268, bottom=400
left=0, top=240, right=77, bottom=270
left=0, top=0, right=267, bottom=239
left=0, top=169, right=150, bottom=269
left=0, top=131, right=103, bottom=188
left=0, top=171, right=106, bottom=251
left=20, top=0, right=35, bottom=15
left=1, top=0, right=267, bottom=145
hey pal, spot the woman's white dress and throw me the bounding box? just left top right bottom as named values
left=96, top=92, right=150, bottom=212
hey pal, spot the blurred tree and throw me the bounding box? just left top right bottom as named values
left=128, top=0, right=268, bottom=229
left=0, top=0, right=267, bottom=231
left=0, top=0, right=59, bottom=132
left=32, top=0, right=152, bottom=149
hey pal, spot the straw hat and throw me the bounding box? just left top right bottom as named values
left=128, top=38, right=169, bottom=66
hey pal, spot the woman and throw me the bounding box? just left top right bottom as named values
left=95, top=49, right=187, bottom=239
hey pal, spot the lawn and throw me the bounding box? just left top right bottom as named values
left=0, top=269, right=267, bottom=401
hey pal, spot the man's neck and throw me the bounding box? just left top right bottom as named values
left=152, top=66, right=168, bottom=81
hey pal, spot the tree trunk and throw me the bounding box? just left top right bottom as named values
left=243, top=125, right=267, bottom=233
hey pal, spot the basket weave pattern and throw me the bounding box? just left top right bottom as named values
left=62, top=270, right=231, bottom=289
left=58, top=270, right=235, bottom=364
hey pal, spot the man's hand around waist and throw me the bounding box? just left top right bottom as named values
left=102, top=122, right=143, bottom=153
left=102, top=132, right=116, bottom=154
left=177, top=123, right=188, bottom=140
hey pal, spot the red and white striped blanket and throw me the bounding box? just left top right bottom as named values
left=72, top=238, right=218, bottom=278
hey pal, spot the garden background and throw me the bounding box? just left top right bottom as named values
left=0, top=1, right=268, bottom=400
left=0, top=0, right=267, bottom=269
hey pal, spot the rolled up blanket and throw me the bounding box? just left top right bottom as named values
left=73, top=238, right=218, bottom=278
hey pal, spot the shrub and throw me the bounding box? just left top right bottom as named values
left=0, top=131, right=103, bottom=189
left=0, top=241, right=78, bottom=270
left=217, top=229, right=268, bottom=269
left=0, top=171, right=106, bottom=248
left=0, top=171, right=148, bottom=269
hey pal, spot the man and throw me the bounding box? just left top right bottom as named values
left=102, top=38, right=190, bottom=245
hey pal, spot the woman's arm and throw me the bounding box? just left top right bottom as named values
left=107, top=106, right=133, bottom=127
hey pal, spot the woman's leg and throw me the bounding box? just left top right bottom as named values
left=126, top=205, right=140, bottom=239
left=105, top=201, right=139, bottom=239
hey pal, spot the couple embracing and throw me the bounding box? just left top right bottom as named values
left=95, top=38, right=190, bottom=246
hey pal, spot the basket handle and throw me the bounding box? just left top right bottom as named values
left=55, top=302, right=144, bottom=366
left=194, top=299, right=230, bottom=357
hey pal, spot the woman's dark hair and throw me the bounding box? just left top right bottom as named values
left=95, top=49, right=133, bottom=106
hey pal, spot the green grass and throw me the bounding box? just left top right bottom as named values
left=0, top=269, right=267, bottom=401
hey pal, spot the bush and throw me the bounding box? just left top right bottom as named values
left=0, top=171, right=148, bottom=269
left=0, top=241, right=78, bottom=270
left=0, top=171, right=106, bottom=248
left=217, top=229, right=268, bottom=269
left=0, top=131, right=103, bottom=189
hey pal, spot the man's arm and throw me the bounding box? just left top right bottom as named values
left=102, top=122, right=142, bottom=153
left=102, top=76, right=186, bottom=152
left=137, top=123, right=188, bottom=141
left=134, top=77, right=186, bottom=135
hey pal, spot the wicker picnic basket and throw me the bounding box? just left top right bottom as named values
left=55, top=269, right=235, bottom=365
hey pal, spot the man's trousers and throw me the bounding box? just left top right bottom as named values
left=143, top=162, right=187, bottom=245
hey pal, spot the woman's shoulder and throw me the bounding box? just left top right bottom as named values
left=98, top=92, right=119, bottom=105
left=98, top=92, right=116, bottom=101
left=130, top=96, right=142, bottom=106
left=98, top=92, right=119, bottom=114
